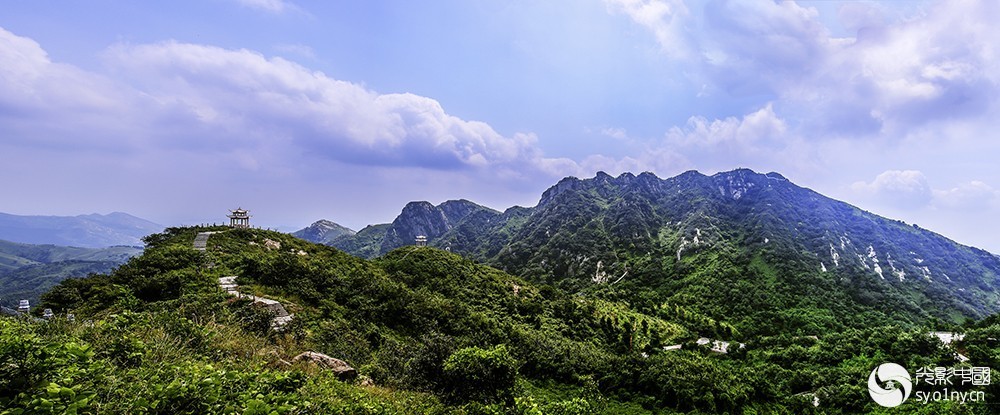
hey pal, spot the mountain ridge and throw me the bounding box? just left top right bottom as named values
left=295, top=168, right=1000, bottom=333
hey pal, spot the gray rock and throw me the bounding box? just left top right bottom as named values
left=292, top=351, right=357, bottom=381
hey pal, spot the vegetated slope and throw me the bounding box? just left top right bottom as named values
left=316, top=169, right=1000, bottom=336
left=0, top=211, right=162, bottom=247
left=291, top=219, right=355, bottom=244
left=30, top=226, right=688, bottom=412
left=15, top=226, right=999, bottom=413
left=0, top=239, right=142, bottom=307
left=491, top=169, right=1000, bottom=335
left=0, top=261, right=124, bottom=308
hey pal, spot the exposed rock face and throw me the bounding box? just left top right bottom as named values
left=292, top=351, right=357, bottom=381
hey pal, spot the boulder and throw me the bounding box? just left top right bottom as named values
left=292, top=351, right=357, bottom=381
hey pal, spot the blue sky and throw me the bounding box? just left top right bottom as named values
left=2, top=0, right=999, bottom=253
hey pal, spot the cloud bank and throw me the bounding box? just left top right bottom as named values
left=609, top=0, right=1000, bottom=139
left=853, top=170, right=1000, bottom=212
left=0, top=28, right=578, bottom=183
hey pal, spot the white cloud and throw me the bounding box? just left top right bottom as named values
left=566, top=105, right=792, bottom=179
left=0, top=29, right=585, bottom=179
left=812, top=1, right=999, bottom=136
left=0, top=28, right=144, bottom=150
left=600, top=127, right=629, bottom=141
left=933, top=181, right=1000, bottom=210
left=837, top=2, right=886, bottom=34
left=0, top=27, right=603, bottom=205
left=665, top=103, right=786, bottom=146
left=0, top=26, right=602, bottom=226
left=611, top=0, right=1000, bottom=138
left=233, top=0, right=292, bottom=14
left=845, top=170, right=1000, bottom=253
left=851, top=170, right=1000, bottom=212
left=604, top=0, right=691, bottom=58
left=0, top=28, right=119, bottom=112
left=851, top=170, right=931, bottom=200
left=700, top=0, right=831, bottom=96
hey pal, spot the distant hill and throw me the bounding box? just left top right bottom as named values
left=329, top=223, right=391, bottom=259
left=292, top=220, right=355, bottom=244
left=0, top=239, right=142, bottom=307
left=0, top=211, right=162, bottom=248
left=295, top=200, right=500, bottom=256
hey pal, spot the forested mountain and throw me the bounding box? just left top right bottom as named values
left=0, top=239, right=142, bottom=307
left=300, top=169, right=1000, bottom=336
left=9, top=225, right=997, bottom=413
left=0, top=211, right=162, bottom=248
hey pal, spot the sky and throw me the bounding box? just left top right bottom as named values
left=1, top=0, right=999, bottom=252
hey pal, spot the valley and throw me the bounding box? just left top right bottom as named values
left=0, top=240, right=142, bottom=308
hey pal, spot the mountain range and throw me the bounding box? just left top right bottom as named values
left=0, top=211, right=163, bottom=248
left=28, top=206, right=998, bottom=413
left=297, top=168, right=1000, bottom=335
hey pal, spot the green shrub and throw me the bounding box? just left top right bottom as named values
left=442, top=345, right=517, bottom=405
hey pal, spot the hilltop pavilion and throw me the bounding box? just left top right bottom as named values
left=228, top=208, right=251, bottom=228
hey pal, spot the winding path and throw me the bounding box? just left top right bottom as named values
left=219, top=276, right=294, bottom=329
left=194, top=231, right=294, bottom=329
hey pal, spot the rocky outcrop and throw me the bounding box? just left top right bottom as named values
left=292, top=351, right=357, bottom=381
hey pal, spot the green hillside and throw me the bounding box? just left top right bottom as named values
left=2, top=226, right=996, bottom=413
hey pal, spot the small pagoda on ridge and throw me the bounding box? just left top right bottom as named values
left=228, top=208, right=251, bottom=229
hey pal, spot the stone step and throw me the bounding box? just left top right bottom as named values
left=193, top=231, right=220, bottom=251
left=217, top=273, right=294, bottom=329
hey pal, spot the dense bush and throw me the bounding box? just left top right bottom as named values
left=442, top=345, right=518, bottom=405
